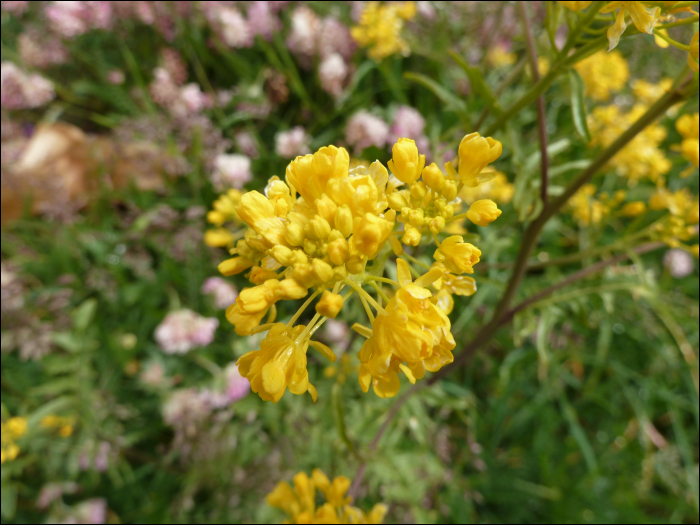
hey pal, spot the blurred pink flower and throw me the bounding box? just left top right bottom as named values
left=235, top=131, right=259, bottom=158
left=286, top=6, right=320, bottom=67
left=248, top=1, right=280, bottom=41
left=321, top=319, right=351, bottom=353
left=160, top=48, right=188, bottom=86
left=163, top=388, right=212, bottom=427
left=319, top=53, right=349, bottom=98
left=107, top=69, right=125, bottom=85
left=45, top=1, right=112, bottom=38
left=664, top=249, right=695, bottom=278
left=18, top=30, right=68, bottom=69
left=155, top=309, right=219, bottom=354
left=1, top=62, right=55, bottom=110
left=67, top=499, right=108, bottom=525
left=390, top=105, right=430, bottom=156
left=346, top=111, right=389, bottom=154
left=214, top=5, right=253, bottom=48
left=1, top=1, right=28, bottom=15
left=208, top=364, right=250, bottom=408
left=140, top=362, right=165, bottom=387
left=201, top=277, right=239, bottom=308
left=318, top=17, right=356, bottom=60
left=275, top=126, right=311, bottom=158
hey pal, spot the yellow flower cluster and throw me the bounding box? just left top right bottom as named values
left=209, top=132, right=503, bottom=402
left=574, top=50, right=629, bottom=102
left=204, top=189, right=245, bottom=248
left=649, top=183, right=699, bottom=254
left=351, top=2, right=416, bottom=61
left=601, top=1, right=661, bottom=51
left=41, top=415, right=75, bottom=438
left=588, top=103, right=671, bottom=184
left=459, top=170, right=514, bottom=205
left=267, top=469, right=387, bottom=524
left=675, top=113, right=699, bottom=176
left=1, top=417, right=27, bottom=464
left=567, top=185, right=640, bottom=226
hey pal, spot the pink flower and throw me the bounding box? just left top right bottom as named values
left=45, top=1, right=112, bottom=38
left=154, top=309, right=219, bottom=354
left=664, top=249, right=695, bottom=278
left=107, top=69, right=124, bottom=85
left=18, top=31, right=68, bottom=69
left=70, top=499, right=107, bottom=525
left=163, top=388, right=212, bottom=426
left=179, top=83, right=210, bottom=115
left=140, top=362, right=165, bottom=387
left=319, top=53, right=349, bottom=98
left=286, top=6, right=320, bottom=67
left=235, top=131, right=259, bottom=158
left=275, top=126, right=311, bottom=158
left=321, top=319, right=351, bottom=352
left=1, top=62, right=55, bottom=110
left=345, top=111, right=389, bottom=154
left=201, top=277, right=239, bottom=308
left=389, top=105, right=430, bottom=156
left=318, top=17, right=356, bottom=60
left=216, top=6, right=253, bottom=48
left=247, top=1, right=280, bottom=41
left=208, top=364, right=250, bottom=408
left=1, top=1, right=29, bottom=15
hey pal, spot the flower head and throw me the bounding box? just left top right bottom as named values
left=457, top=133, right=503, bottom=187
left=351, top=2, right=415, bottom=61
left=466, top=199, right=502, bottom=227
left=154, top=309, right=219, bottom=354
left=434, top=236, right=482, bottom=274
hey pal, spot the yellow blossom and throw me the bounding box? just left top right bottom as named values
left=237, top=323, right=319, bottom=403
left=689, top=32, right=699, bottom=73
left=558, top=1, right=593, bottom=10
left=316, top=291, right=344, bottom=318
left=487, top=45, right=517, bottom=68
left=574, top=50, right=629, bottom=102
left=388, top=138, right=425, bottom=184
left=1, top=417, right=27, bottom=465
left=457, top=133, right=503, bottom=187
left=466, top=199, right=502, bottom=227
left=631, top=78, right=672, bottom=105
left=267, top=469, right=387, bottom=524
left=620, top=201, right=647, bottom=216
left=351, top=2, right=415, bottom=61
left=434, top=236, right=482, bottom=274
left=601, top=2, right=660, bottom=51
left=459, top=171, right=514, bottom=205
left=691, top=245, right=699, bottom=258
left=218, top=256, right=255, bottom=276
left=204, top=228, right=235, bottom=248
left=358, top=261, right=455, bottom=398
left=675, top=113, right=699, bottom=171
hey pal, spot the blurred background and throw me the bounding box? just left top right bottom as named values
left=1, top=1, right=698, bottom=523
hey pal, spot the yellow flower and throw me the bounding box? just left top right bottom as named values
left=690, top=245, right=699, bottom=258
left=226, top=279, right=307, bottom=335
left=675, top=113, right=699, bottom=170
left=457, top=133, right=503, bottom=187
left=237, top=323, right=318, bottom=403
left=574, top=51, right=629, bottom=102
left=487, top=45, right=517, bottom=68
left=601, top=2, right=660, bottom=51
left=351, top=2, right=415, bottom=61
left=358, top=260, right=455, bottom=398
left=218, top=256, right=255, bottom=276
left=620, top=201, right=646, bottom=217
left=466, top=199, right=502, bottom=227
left=388, top=138, right=426, bottom=184
left=267, top=470, right=388, bottom=524
left=286, top=146, right=350, bottom=206
left=434, top=236, right=482, bottom=274
left=557, top=1, right=593, bottom=10
left=204, top=228, right=235, bottom=248
left=460, top=171, right=514, bottom=205
left=1, top=417, right=27, bottom=465
left=316, top=291, right=344, bottom=318
left=432, top=266, right=477, bottom=297
left=631, top=78, right=672, bottom=105
left=689, top=32, right=699, bottom=73
left=6, top=417, right=27, bottom=439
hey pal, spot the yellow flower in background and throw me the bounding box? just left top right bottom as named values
left=574, top=51, right=629, bottom=102
left=689, top=32, right=699, bottom=72
left=41, top=415, right=75, bottom=437
left=487, top=45, right=517, bottom=68
left=631, top=78, right=672, bottom=105
left=267, top=469, right=387, bottom=524
left=601, top=2, right=660, bottom=51
left=620, top=201, right=646, bottom=217
left=460, top=171, right=514, bottom=205
left=558, top=1, right=593, bottom=10
left=675, top=113, right=699, bottom=174
left=351, top=2, right=416, bottom=61
left=588, top=104, right=671, bottom=184
left=1, top=417, right=28, bottom=464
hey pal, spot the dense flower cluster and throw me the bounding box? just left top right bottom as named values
left=1, top=416, right=27, bottom=464
left=351, top=1, right=417, bottom=60
left=208, top=133, right=503, bottom=402
left=574, top=50, right=629, bottom=102
left=267, top=469, right=387, bottom=524
left=154, top=309, right=219, bottom=355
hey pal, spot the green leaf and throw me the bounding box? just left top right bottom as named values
left=448, top=50, right=501, bottom=115
left=403, top=72, right=468, bottom=122
left=51, top=333, right=83, bottom=353
left=73, top=299, right=98, bottom=332
left=0, top=481, right=17, bottom=519
left=569, top=69, right=591, bottom=142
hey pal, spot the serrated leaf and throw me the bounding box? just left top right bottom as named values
left=569, top=69, right=591, bottom=142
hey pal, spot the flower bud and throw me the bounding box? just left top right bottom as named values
left=315, top=291, right=344, bottom=318
left=620, top=202, right=646, bottom=217
left=466, top=199, right=502, bottom=227
left=346, top=253, right=367, bottom=274
left=285, top=223, right=305, bottom=246
left=402, top=225, right=422, bottom=246
left=429, top=216, right=446, bottom=234
left=442, top=180, right=458, bottom=201
left=328, top=238, right=350, bottom=266
left=410, top=181, right=428, bottom=201
left=422, top=163, right=444, bottom=191
left=204, top=228, right=235, bottom=247
left=458, top=133, right=503, bottom=186
left=219, top=257, right=254, bottom=276
left=334, top=205, right=354, bottom=238
left=306, top=216, right=332, bottom=240
left=388, top=138, right=426, bottom=184
left=270, top=246, right=294, bottom=266
left=387, top=191, right=410, bottom=211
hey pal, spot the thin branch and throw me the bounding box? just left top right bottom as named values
left=519, top=1, right=549, bottom=205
